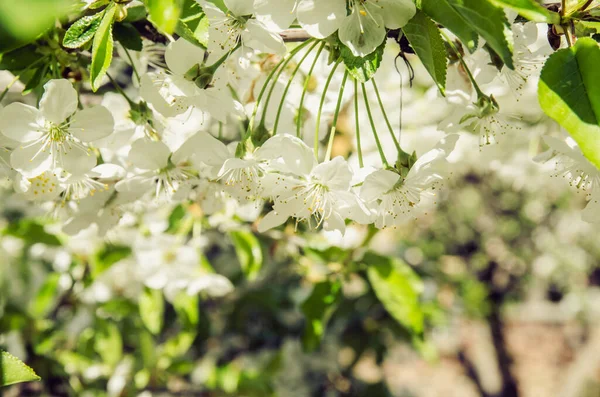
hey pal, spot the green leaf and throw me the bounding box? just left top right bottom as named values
left=124, top=4, right=147, bottom=22
left=0, top=351, right=40, bottom=387
left=28, top=273, right=61, bottom=318
left=403, top=11, right=447, bottom=95
left=364, top=253, right=424, bottom=335
left=172, top=292, right=199, bottom=329
left=301, top=280, right=342, bottom=352
left=488, top=0, right=560, bottom=23
left=94, top=321, right=123, bottom=367
left=90, top=3, right=116, bottom=92
left=92, top=245, right=132, bottom=279
left=229, top=231, right=263, bottom=280
left=0, top=45, right=42, bottom=71
left=420, top=0, right=478, bottom=53
left=339, top=39, right=385, bottom=83
left=174, top=0, right=208, bottom=48
left=22, top=64, right=48, bottom=95
left=139, top=287, right=164, bottom=335
left=147, top=0, right=183, bottom=34
left=4, top=220, right=61, bottom=246
left=63, top=13, right=104, bottom=49
left=113, top=22, right=143, bottom=51
left=448, top=0, right=514, bottom=69
left=538, top=38, right=600, bottom=169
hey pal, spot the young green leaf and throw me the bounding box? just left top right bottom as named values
left=364, top=253, right=424, bottom=335
left=139, top=287, right=164, bottom=335
left=147, top=0, right=183, bottom=34
left=90, top=3, right=117, bottom=92
left=339, top=39, right=385, bottom=83
left=403, top=11, right=448, bottom=95
left=448, top=0, right=514, bottom=69
left=94, top=321, right=123, bottom=367
left=63, top=12, right=104, bottom=49
left=301, top=280, right=342, bottom=352
left=113, top=22, right=143, bottom=51
left=489, top=0, right=561, bottom=23
left=230, top=230, right=263, bottom=280
left=538, top=38, right=600, bottom=169
left=420, top=0, right=479, bottom=53
left=0, top=351, right=41, bottom=387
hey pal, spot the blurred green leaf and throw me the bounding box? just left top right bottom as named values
left=364, top=253, right=424, bottom=335
left=22, top=64, right=48, bottom=95
left=301, top=280, right=342, bottom=352
left=0, top=351, right=41, bottom=387
left=538, top=38, right=600, bottom=169
left=489, top=0, right=560, bottom=23
left=92, top=245, right=132, bottom=279
left=447, top=0, right=514, bottom=69
left=230, top=230, right=263, bottom=280
left=113, top=22, right=143, bottom=51
left=94, top=321, right=123, bottom=367
left=0, top=0, right=72, bottom=52
left=403, top=11, right=447, bottom=95
left=339, top=39, right=385, bottom=83
left=4, top=220, right=61, bottom=246
left=0, top=45, right=41, bottom=71
left=147, top=0, right=183, bottom=34
left=124, top=4, right=147, bottom=22
left=28, top=273, right=61, bottom=318
left=90, top=3, right=116, bottom=91
left=139, top=287, right=164, bottom=335
left=420, top=0, right=478, bottom=52
left=161, top=331, right=196, bottom=359
left=63, top=13, right=104, bottom=49
left=172, top=292, right=199, bottom=328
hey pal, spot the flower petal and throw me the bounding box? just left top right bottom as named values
left=360, top=169, right=399, bottom=203
left=69, top=106, right=115, bottom=142
left=367, top=0, right=415, bottom=29
left=128, top=139, right=171, bottom=170
left=61, top=146, right=97, bottom=175
left=165, top=38, right=206, bottom=76
left=243, top=19, right=286, bottom=55
left=257, top=210, right=288, bottom=232
left=10, top=141, right=52, bottom=178
left=297, top=0, right=346, bottom=39
left=224, top=0, right=255, bottom=16
left=338, top=9, right=386, bottom=57
left=312, top=156, right=352, bottom=190
left=0, top=103, right=45, bottom=143
left=39, top=79, right=78, bottom=124
left=255, top=0, right=298, bottom=31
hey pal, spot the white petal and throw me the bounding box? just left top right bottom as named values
left=255, top=134, right=316, bottom=176
left=165, top=38, right=206, bottom=76
left=312, top=157, right=351, bottom=190
left=297, top=0, right=346, bottom=39
left=69, top=106, right=115, bottom=142
left=360, top=169, right=399, bottom=202
left=115, top=175, right=154, bottom=199
left=10, top=141, right=52, bottom=178
left=323, top=212, right=346, bottom=234
left=181, top=132, right=230, bottom=167
left=0, top=103, right=45, bottom=143
left=367, top=0, right=415, bottom=29
left=92, top=163, right=126, bottom=179
left=254, top=0, right=297, bottom=31
left=140, top=73, right=186, bottom=117
left=61, top=147, right=97, bottom=175
left=243, top=19, right=287, bottom=55
left=39, top=79, right=78, bottom=124
left=128, top=139, right=171, bottom=170
left=338, top=9, right=386, bottom=57
left=257, top=210, right=288, bottom=232
left=224, top=0, right=255, bottom=16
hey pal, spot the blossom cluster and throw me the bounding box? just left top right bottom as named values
left=1, top=0, right=599, bottom=244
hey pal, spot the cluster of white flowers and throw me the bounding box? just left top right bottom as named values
left=1, top=0, right=599, bottom=250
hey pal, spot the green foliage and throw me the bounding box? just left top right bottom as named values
left=28, top=273, right=61, bottom=318
left=339, top=39, right=385, bottom=83
left=301, top=280, right=342, bottom=352
left=4, top=220, right=61, bottom=246
left=0, top=351, right=40, bottom=387
left=139, top=287, right=164, bottom=335
left=419, top=0, right=479, bottom=52
left=364, top=252, right=424, bottom=336
left=447, top=0, right=514, bottom=69
left=146, top=0, right=183, bottom=34
left=90, top=3, right=117, bottom=92
left=175, top=0, right=209, bottom=48
left=113, top=22, right=143, bottom=51
left=230, top=230, right=263, bottom=280
left=403, top=11, right=448, bottom=95
left=489, top=0, right=561, bottom=23
left=538, top=37, right=600, bottom=169
left=63, top=13, right=104, bottom=49
left=94, top=321, right=123, bottom=367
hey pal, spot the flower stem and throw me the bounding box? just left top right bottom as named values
left=361, top=82, right=388, bottom=168
left=296, top=42, right=325, bottom=137
left=354, top=79, right=364, bottom=168
left=325, top=70, right=348, bottom=162
left=106, top=72, right=136, bottom=107
left=371, top=79, right=401, bottom=153
left=246, top=40, right=312, bottom=139
left=273, top=40, right=320, bottom=135
left=314, top=60, right=341, bottom=159
left=123, top=47, right=140, bottom=83
left=440, top=30, right=486, bottom=100
left=259, top=39, right=314, bottom=130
